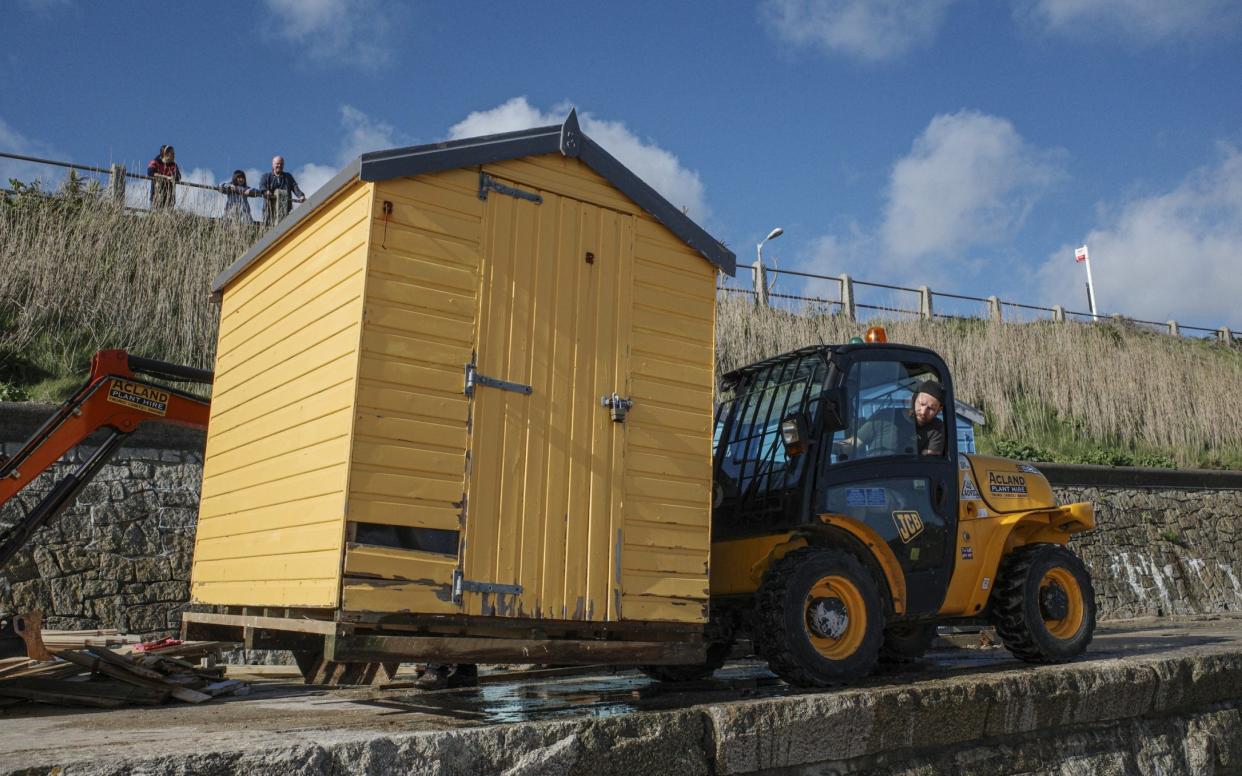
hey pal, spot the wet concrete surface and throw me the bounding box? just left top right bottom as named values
left=0, top=615, right=1239, bottom=769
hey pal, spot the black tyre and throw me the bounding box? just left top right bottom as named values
left=639, top=640, right=730, bottom=683
left=991, top=544, right=1096, bottom=663
left=878, top=622, right=937, bottom=664
left=754, top=547, right=885, bottom=687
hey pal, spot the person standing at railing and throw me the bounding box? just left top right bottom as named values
left=146, top=144, right=181, bottom=210
left=258, top=155, right=306, bottom=227
left=219, top=170, right=259, bottom=224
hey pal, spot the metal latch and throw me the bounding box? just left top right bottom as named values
left=451, top=569, right=524, bottom=603
left=600, top=393, right=634, bottom=422
left=464, top=362, right=533, bottom=397
left=478, top=172, right=543, bottom=204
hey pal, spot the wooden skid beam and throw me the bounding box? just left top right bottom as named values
left=181, top=611, right=353, bottom=637
left=326, top=634, right=706, bottom=666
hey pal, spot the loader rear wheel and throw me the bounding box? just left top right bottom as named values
left=878, top=622, right=937, bottom=664
left=755, top=547, right=884, bottom=687
left=991, top=544, right=1096, bottom=663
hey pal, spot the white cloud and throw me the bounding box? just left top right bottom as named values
left=293, top=163, right=337, bottom=199
left=882, top=110, right=1065, bottom=264
left=761, top=0, right=958, bottom=62
left=337, top=105, right=405, bottom=164
left=1036, top=147, right=1242, bottom=329
left=1022, top=0, right=1242, bottom=42
left=263, top=0, right=392, bottom=69
left=447, top=97, right=710, bottom=221
left=177, top=166, right=221, bottom=217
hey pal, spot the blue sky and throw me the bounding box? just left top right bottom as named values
left=4, top=0, right=1242, bottom=328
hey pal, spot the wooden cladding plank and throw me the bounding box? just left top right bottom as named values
left=347, top=498, right=461, bottom=531
left=349, top=468, right=463, bottom=503
left=365, top=275, right=476, bottom=323
left=621, top=519, right=710, bottom=551
left=200, top=464, right=348, bottom=519
left=623, top=475, right=709, bottom=508
left=215, top=300, right=363, bottom=388
left=620, top=594, right=707, bottom=624
left=629, top=374, right=712, bottom=414
left=200, top=436, right=352, bottom=501
left=630, top=329, right=712, bottom=366
left=356, top=357, right=464, bottom=396
left=367, top=190, right=481, bottom=243
left=341, top=580, right=458, bottom=614
left=191, top=549, right=341, bottom=584
left=194, top=520, right=342, bottom=562
left=360, top=327, right=473, bottom=372
left=354, top=385, right=468, bottom=425
left=191, top=579, right=338, bottom=608
left=222, top=186, right=370, bottom=314
left=349, top=440, right=464, bottom=479
left=629, top=356, right=713, bottom=391
left=623, top=500, right=709, bottom=528
left=353, top=414, right=467, bottom=453
left=209, top=330, right=358, bottom=420
left=343, top=544, right=456, bottom=582
left=633, top=257, right=716, bottom=299
left=377, top=171, right=484, bottom=219
left=363, top=305, right=475, bottom=349
left=622, top=572, right=709, bottom=600
left=630, top=309, right=714, bottom=344
left=622, top=545, right=709, bottom=576
left=206, top=382, right=356, bottom=458
left=216, top=267, right=365, bottom=379
left=365, top=247, right=476, bottom=291
left=203, top=407, right=354, bottom=481
left=194, top=493, right=345, bottom=541
left=627, top=403, right=711, bottom=436
left=626, top=449, right=705, bottom=480
left=484, top=157, right=639, bottom=215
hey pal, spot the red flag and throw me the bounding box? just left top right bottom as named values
left=1074, top=246, right=1089, bottom=263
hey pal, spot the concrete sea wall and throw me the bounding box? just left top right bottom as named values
left=2, top=402, right=1241, bottom=634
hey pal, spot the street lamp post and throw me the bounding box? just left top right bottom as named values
left=753, top=227, right=783, bottom=306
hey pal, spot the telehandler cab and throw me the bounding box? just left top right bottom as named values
left=652, top=328, right=1098, bottom=687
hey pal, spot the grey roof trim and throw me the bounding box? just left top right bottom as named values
left=210, top=160, right=362, bottom=299
left=212, top=110, right=736, bottom=298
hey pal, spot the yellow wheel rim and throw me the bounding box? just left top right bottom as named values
left=803, top=575, right=867, bottom=660
left=1040, top=567, right=1085, bottom=639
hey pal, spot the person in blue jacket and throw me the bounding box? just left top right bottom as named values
left=258, top=155, right=306, bottom=226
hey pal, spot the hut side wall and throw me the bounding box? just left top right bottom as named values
left=618, top=218, right=716, bottom=623
left=192, top=181, right=373, bottom=607
left=340, top=170, right=480, bottom=614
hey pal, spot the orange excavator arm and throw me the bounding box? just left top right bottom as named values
left=0, top=349, right=211, bottom=570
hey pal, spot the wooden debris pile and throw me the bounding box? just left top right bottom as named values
left=0, top=637, right=244, bottom=710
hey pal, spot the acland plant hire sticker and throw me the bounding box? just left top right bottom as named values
left=987, top=470, right=1029, bottom=498
left=892, top=510, right=925, bottom=543
left=960, top=476, right=981, bottom=500
left=106, top=379, right=169, bottom=416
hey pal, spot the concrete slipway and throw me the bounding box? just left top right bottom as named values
left=2, top=617, right=1241, bottom=775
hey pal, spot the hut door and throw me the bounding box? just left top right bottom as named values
left=460, top=177, right=635, bottom=622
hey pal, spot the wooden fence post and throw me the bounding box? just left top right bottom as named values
left=1220, top=327, right=1234, bottom=346
left=839, top=274, right=856, bottom=321
left=918, top=287, right=933, bottom=320
left=1052, top=305, right=1065, bottom=322
left=108, top=164, right=126, bottom=205
left=751, top=262, right=769, bottom=307
left=987, top=296, right=1002, bottom=322
left=1167, top=320, right=1179, bottom=337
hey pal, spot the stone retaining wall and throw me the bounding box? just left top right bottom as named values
left=1, top=401, right=1241, bottom=634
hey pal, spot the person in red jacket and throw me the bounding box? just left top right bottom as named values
left=147, top=144, right=181, bottom=210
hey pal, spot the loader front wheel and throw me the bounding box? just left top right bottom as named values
left=755, top=547, right=884, bottom=687
left=991, top=544, right=1096, bottom=663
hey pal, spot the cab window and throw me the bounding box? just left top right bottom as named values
left=830, top=360, right=945, bottom=464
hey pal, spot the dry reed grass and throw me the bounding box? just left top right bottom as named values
left=717, top=296, right=1242, bottom=465
left=0, top=197, right=254, bottom=381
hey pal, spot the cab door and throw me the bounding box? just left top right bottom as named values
left=816, top=351, right=958, bottom=615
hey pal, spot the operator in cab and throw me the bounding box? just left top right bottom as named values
left=836, top=380, right=946, bottom=457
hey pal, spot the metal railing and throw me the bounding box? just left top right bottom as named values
left=719, top=264, right=1237, bottom=345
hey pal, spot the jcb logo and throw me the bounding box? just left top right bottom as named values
left=892, top=510, right=924, bottom=543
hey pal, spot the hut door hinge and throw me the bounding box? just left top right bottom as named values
left=464, top=361, right=533, bottom=397
left=478, top=172, right=542, bottom=204
left=452, top=569, right=523, bottom=603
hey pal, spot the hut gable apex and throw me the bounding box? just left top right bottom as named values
left=212, top=110, right=733, bottom=298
